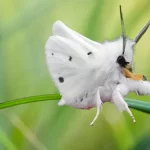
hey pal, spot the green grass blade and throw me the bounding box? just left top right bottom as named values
left=0, top=94, right=150, bottom=114
left=125, top=98, right=150, bottom=113
left=125, top=98, right=150, bottom=106
left=0, top=94, right=61, bottom=109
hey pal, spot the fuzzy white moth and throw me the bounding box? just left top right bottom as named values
left=45, top=6, right=150, bottom=125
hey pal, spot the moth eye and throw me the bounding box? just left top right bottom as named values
left=58, top=77, right=64, bottom=83
left=87, top=52, right=92, bottom=55
left=69, top=56, right=72, bottom=61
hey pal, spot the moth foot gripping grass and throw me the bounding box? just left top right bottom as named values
left=45, top=6, right=150, bottom=126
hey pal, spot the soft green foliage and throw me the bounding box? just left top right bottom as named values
left=0, top=0, right=150, bottom=150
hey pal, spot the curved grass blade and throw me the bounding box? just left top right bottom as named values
left=126, top=98, right=150, bottom=106
left=0, top=94, right=150, bottom=114
left=125, top=98, right=150, bottom=113
left=0, top=94, right=61, bottom=109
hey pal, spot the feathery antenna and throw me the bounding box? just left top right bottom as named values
left=134, top=20, right=150, bottom=43
left=120, top=5, right=126, bottom=55
left=117, top=5, right=129, bottom=67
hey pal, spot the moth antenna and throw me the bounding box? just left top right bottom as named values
left=120, top=5, right=126, bottom=55
left=134, top=20, right=150, bottom=43
left=117, top=5, right=129, bottom=67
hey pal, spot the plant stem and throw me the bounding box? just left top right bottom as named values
left=0, top=94, right=61, bottom=109
left=0, top=94, right=150, bottom=114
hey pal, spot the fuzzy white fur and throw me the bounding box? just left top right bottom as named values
left=45, top=21, right=150, bottom=125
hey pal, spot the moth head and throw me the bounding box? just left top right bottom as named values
left=117, top=6, right=150, bottom=69
left=117, top=38, right=134, bottom=68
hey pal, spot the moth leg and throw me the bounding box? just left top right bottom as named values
left=112, top=84, right=136, bottom=123
left=58, top=98, right=66, bottom=106
left=122, top=68, right=144, bottom=80
left=90, top=89, right=102, bottom=126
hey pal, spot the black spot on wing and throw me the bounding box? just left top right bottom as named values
left=87, top=52, right=92, bottom=55
left=58, top=77, right=64, bottom=83
left=80, top=98, right=83, bottom=102
left=52, top=53, right=54, bottom=56
left=69, top=56, right=72, bottom=61
left=116, top=82, right=120, bottom=85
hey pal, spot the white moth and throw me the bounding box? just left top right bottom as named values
left=45, top=6, right=150, bottom=126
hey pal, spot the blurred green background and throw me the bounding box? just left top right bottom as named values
left=0, top=0, right=150, bottom=150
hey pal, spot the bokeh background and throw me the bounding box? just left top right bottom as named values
left=0, top=0, right=150, bottom=150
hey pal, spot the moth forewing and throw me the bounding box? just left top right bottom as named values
left=52, top=20, right=103, bottom=49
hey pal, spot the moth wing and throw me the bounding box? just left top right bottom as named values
left=45, top=34, right=107, bottom=104
left=52, top=20, right=102, bottom=49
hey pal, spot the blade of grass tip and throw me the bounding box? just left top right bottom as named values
left=0, top=94, right=61, bottom=109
